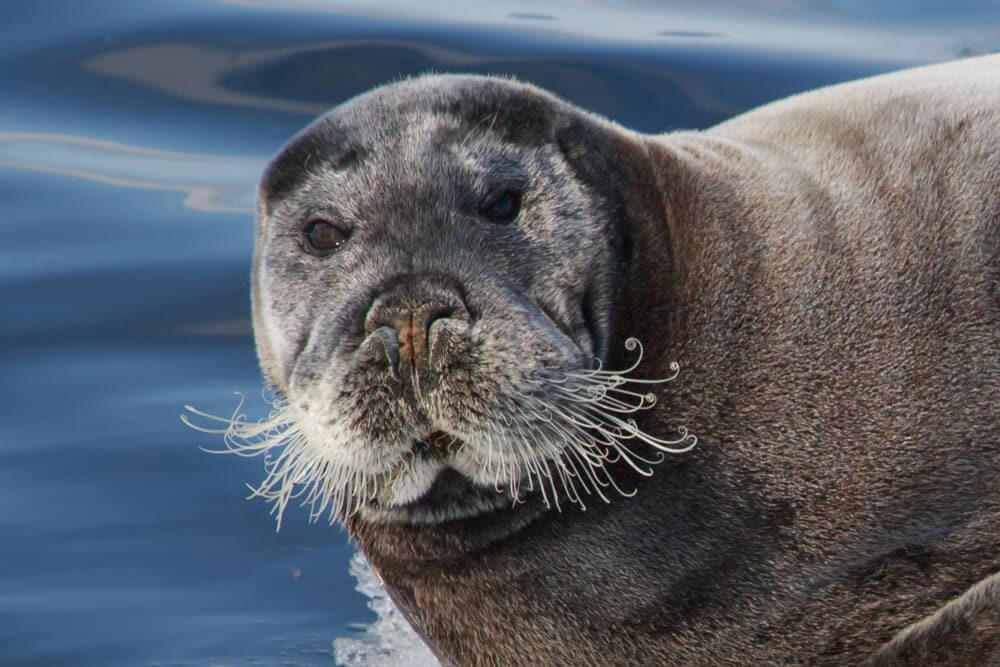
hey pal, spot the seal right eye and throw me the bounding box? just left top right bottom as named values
left=301, top=219, right=349, bottom=255
left=480, top=190, right=522, bottom=224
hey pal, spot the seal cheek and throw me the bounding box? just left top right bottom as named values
left=252, top=270, right=303, bottom=388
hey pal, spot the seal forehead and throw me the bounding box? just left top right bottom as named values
left=260, top=75, right=563, bottom=208
left=342, top=75, right=563, bottom=158
left=357, top=74, right=559, bottom=134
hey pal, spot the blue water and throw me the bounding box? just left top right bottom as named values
left=2, top=1, right=998, bottom=665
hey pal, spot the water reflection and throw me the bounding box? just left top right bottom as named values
left=86, top=37, right=492, bottom=117
left=220, top=0, right=1000, bottom=60
left=0, top=132, right=261, bottom=213
left=86, top=44, right=330, bottom=116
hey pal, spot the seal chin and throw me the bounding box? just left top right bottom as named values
left=362, top=466, right=519, bottom=525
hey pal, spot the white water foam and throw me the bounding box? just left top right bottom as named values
left=333, top=551, right=442, bottom=667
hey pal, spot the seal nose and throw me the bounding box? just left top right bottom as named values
left=385, top=304, right=457, bottom=369
left=364, top=279, right=470, bottom=377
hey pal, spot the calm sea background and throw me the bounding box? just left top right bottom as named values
left=2, top=1, right=998, bottom=665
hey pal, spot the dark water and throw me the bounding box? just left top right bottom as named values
left=2, top=1, right=998, bottom=665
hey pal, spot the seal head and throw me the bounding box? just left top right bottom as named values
left=250, top=75, right=690, bottom=532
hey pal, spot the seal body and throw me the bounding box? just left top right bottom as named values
left=250, top=56, right=1000, bottom=665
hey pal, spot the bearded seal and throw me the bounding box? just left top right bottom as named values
left=206, top=55, right=1000, bottom=665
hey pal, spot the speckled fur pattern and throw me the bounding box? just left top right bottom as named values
left=252, top=55, right=1000, bottom=665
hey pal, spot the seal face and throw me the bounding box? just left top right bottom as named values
left=245, top=75, right=693, bottom=527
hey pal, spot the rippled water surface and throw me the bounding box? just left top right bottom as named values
left=3, top=1, right=998, bottom=665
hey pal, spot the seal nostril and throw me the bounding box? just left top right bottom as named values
left=424, top=305, right=456, bottom=334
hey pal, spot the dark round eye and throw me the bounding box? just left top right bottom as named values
left=301, top=219, right=348, bottom=255
left=480, top=191, right=521, bottom=224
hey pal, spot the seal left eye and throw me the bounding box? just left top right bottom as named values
left=480, top=191, right=522, bottom=224
left=302, top=219, right=349, bottom=255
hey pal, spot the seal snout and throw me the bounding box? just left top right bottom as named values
left=363, top=277, right=471, bottom=381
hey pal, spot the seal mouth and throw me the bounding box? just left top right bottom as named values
left=412, top=430, right=459, bottom=459
left=365, top=465, right=515, bottom=525
left=362, top=429, right=513, bottom=522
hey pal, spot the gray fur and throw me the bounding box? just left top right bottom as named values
left=251, top=56, right=1000, bottom=665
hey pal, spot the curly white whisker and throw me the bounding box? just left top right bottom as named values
left=184, top=338, right=696, bottom=526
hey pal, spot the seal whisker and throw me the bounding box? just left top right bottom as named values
left=485, top=342, right=697, bottom=511
left=186, top=336, right=695, bottom=525
left=537, top=457, right=562, bottom=513
left=183, top=395, right=390, bottom=527
left=565, top=441, right=634, bottom=501
left=553, top=448, right=589, bottom=508
left=555, top=404, right=670, bottom=465
left=512, top=422, right=545, bottom=499
left=566, top=448, right=613, bottom=501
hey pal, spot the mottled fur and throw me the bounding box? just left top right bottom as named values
left=252, top=56, right=1000, bottom=665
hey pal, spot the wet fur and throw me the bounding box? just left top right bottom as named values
left=252, top=56, right=1000, bottom=665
